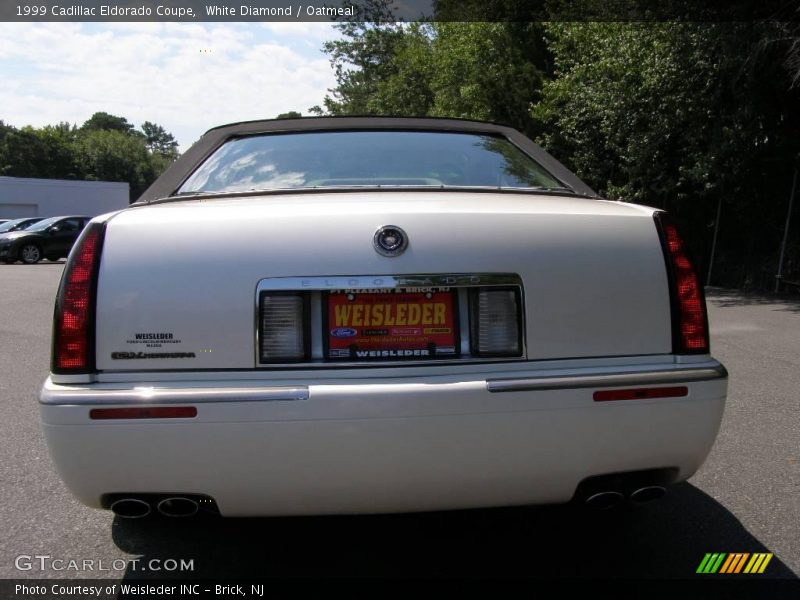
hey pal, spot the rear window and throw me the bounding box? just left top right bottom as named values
left=25, top=217, right=61, bottom=232
left=178, top=130, right=565, bottom=195
left=0, top=219, right=30, bottom=233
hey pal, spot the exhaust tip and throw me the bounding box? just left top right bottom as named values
left=630, top=486, right=666, bottom=504
left=110, top=498, right=151, bottom=519
left=157, top=497, right=199, bottom=518
left=585, top=491, right=625, bottom=510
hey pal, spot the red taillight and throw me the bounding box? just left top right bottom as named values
left=654, top=212, right=709, bottom=354
left=52, top=222, right=104, bottom=373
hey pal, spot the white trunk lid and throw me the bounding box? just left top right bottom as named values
left=95, top=192, right=671, bottom=371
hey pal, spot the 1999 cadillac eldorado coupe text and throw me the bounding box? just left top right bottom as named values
left=40, top=117, right=727, bottom=518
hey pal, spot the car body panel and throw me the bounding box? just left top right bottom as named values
left=94, top=193, right=671, bottom=371
left=40, top=117, right=727, bottom=516
left=41, top=359, right=727, bottom=515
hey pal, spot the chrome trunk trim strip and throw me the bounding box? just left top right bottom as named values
left=486, top=363, right=727, bottom=393
left=40, top=385, right=309, bottom=406
left=256, top=273, right=523, bottom=291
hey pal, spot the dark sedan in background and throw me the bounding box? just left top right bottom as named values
left=0, top=216, right=90, bottom=264
left=0, top=217, right=43, bottom=235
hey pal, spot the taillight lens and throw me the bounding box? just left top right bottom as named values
left=654, top=212, right=709, bottom=354
left=258, top=292, right=309, bottom=363
left=469, top=288, right=522, bottom=357
left=52, top=222, right=105, bottom=373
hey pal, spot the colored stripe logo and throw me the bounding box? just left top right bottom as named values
left=697, top=553, right=773, bottom=574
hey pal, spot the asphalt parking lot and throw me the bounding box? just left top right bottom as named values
left=0, top=263, right=798, bottom=581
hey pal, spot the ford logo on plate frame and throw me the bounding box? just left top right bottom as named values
left=330, top=327, right=358, bottom=338
left=374, top=225, right=408, bottom=257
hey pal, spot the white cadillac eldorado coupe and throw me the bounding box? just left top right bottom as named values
left=40, top=117, right=727, bottom=518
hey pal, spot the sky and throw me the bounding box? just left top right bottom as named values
left=0, top=22, right=341, bottom=150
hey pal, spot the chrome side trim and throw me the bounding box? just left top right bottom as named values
left=486, top=363, right=727, bottom=393
left=42, top=362, right=727, bottom=405
left=40, top=385, right=309, bottom=406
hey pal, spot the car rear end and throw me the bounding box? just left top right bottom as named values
left=39, top=189, right=726, bottom=517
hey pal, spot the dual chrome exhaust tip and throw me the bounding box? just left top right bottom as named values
left=576, top=467, right=677, bottom=510
left=156, top=497, right=200, bottom=518
left=629, top=485, right=668, bottom=504
left=584, top=485, right=667, bottom=510
left=110, top=496, right=200, bottom=519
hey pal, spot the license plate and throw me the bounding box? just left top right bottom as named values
left=326, top=288, right=459, bottom=360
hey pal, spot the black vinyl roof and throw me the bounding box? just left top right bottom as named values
left=137, top=117, right=597, bottom=202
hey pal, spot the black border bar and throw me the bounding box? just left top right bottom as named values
left=1, top=1, right=798, bottom=23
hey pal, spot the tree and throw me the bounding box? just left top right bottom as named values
left=0, top=114, right=178, bottom=201
left=81, top=112, right=137, bottom=135
left=32, top=123, right=82, bottom=179
left=313, top=18, right=550, bottom=137
left=0, top=123, right=46, bottom=177
left=73, top=128, right=155, bottom=199
left=426, top=22, right=548, bottom=136
left=533, top=22, right=800, bottom=287
left=312, top=20, right=412, bottom=115
left=0, top=122, right=78, bottom=179
left=141, top=121, right=178, bottom=158
left=276, top=111, right=303, bottom=119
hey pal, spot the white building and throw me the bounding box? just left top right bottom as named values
left=0, top=176, right=129, bottom=219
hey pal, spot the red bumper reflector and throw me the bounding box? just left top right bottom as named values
left=89, top=406, right=197, bottom=420
left=593, top=386, right=688, bottom=402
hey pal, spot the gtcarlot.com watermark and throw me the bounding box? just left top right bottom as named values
left=14, top=554, right=194, bottom=573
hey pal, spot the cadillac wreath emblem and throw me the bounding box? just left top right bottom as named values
left=373, top=225, right=408, bottom=257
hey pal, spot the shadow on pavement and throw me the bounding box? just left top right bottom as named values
left=112, top=483, right=796, bottom=580
left=707, top=288, right=800, bottom=314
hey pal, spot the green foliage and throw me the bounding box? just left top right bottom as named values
left=360, top=23, right=434, bottom=117
left=533, top=22, right=800, bottom=286
left=314, top=20, right=549, bottom=137
left=312, top=20, right=414, bottom=116
left=141, top=121, right=179, bottom=159
left=72, top=129, right=155, bottom=194
left=81, top=111, right=136, bottom=135
left=0, top=123, right=48, bottom=178
left=315, top=14, right=800, bottom=288
left=427, top=23, right=548, bottom=136
left=0, top=115, right=180, bottom=201
left=276, top=111, right=303, bottom=119
left=33, top=123, right=82, bottom=179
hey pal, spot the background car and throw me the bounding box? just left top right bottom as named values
left=0, top=215, right=89, bottom=264
left=0, top=217, right=43, bottom=236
